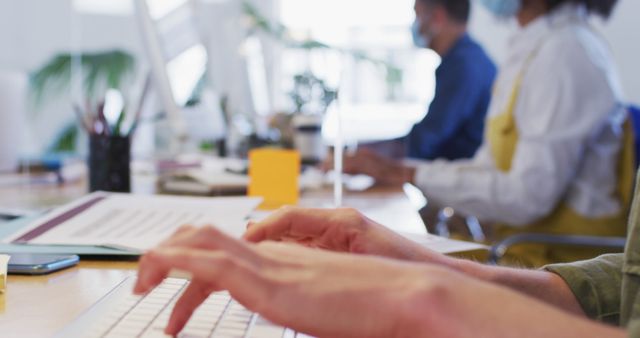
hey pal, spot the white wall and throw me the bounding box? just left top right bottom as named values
left=469, top=0, right=640, bottom=103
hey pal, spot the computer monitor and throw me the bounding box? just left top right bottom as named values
left=133, top=0, right=227, bottom=147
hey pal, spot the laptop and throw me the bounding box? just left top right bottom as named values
left=56, top=276, right=307, bottom=338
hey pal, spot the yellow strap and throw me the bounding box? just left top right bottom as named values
left=488, top=74, right=523, bottom=172
left=619, top=119, right=636, bottom=207
left=485, top=64, right=635, bottom=267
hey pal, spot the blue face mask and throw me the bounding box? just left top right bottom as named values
left=411, top=19, right=430, bottom=49
left=479, top=0, right=522, bottom=17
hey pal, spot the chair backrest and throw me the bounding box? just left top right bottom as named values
left=629, top=105, right=640, bottom=168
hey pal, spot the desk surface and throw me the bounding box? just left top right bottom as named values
left=0, top=178, right=427, bottom=337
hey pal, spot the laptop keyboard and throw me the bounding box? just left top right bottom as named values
left=86, top=278, right=295, bottom=338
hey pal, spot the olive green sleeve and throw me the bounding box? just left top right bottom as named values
left=544, top=254, right=624, bottom=325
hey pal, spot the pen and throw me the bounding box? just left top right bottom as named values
left=96, top=100, right=110, bottom=136
left=73, top=103, right=93, bottom=134
left=128, top=73, right=152, bottom=136
left=113, top=110, right=127, bottom=137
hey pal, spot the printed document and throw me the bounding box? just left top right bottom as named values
left=3, top=192, right=262, bottom=252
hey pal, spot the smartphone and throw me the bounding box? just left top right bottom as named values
left=7, top=254, right=79, bottom=275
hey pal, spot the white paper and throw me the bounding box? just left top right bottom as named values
left=182, top=169, right=249, bottom=187
left=4, top=192, right=262, bottom=252
left=398, top=232, right=487, bottom=254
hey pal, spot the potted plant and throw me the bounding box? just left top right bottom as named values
left=29, top=49, right=140, bottom=192
left=30, top=49, right=137, bottom=148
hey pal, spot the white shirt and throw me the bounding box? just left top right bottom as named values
left=411, top=4, right=627, bottom=226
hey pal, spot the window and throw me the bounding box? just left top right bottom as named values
left=72, top=0, right=133, bottom=15
left=279, top=0, right=440, bottom=141
left=72, top=0, right=187, bottom=18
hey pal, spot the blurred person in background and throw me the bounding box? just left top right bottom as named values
left=354, top=0, right=496, bottom=162
left=335, top=0, right=633, bottom=267
left=406, top=0, right=496, bottom=161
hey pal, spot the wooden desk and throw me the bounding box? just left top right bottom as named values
left=0, top=261, right=137, bottom=337
left=0, top=180, right=426, bottom=337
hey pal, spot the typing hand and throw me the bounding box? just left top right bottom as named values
left=243, top=207, right=445, bottom=264
left=134, top=225, right=626, bottom=338
left=133, top=225, right=446, bottom=338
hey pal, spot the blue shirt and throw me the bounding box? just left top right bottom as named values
left=407, top=34, right=496, bottom=161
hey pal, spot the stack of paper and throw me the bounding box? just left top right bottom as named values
left=3, top=192, right=262, bottom=253
left=158, top=169, right=249, bottom=196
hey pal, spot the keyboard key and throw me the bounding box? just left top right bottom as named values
left=248, top=325, right=287, bottom=338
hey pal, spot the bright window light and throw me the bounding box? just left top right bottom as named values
left=278, top=0, right=439, bottom=111
left=281, top=0, right=415, bottom=46
left=146, top=0, right=188, bottom=19
left=166, top=44, right=208, bottom=106
left=73, top=0, right=134, bottom=15
left=73, top=0, right=187, bottom=18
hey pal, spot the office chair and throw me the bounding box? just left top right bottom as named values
left=487, top=234, right=627, bottom=265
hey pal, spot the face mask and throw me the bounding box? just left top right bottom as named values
left=411, top=19, right=430, bottom=49
left=479, top=0, right=522, bottom=18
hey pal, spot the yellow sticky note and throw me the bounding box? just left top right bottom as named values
left=249, top=148, right=300, bottom=209
left=0, top=255, right=9, bottom=293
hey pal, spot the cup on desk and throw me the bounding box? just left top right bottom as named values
left=292, top=114, right=326, bottom=165
left=89, top=134, right=131, bottom=193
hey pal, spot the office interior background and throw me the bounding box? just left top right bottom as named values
left=0, top=0, right=638, bottom=168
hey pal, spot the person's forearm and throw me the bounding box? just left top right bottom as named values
left=409, top=263, right=622, bottom=338
left=444, top=258, right=586, bottom=317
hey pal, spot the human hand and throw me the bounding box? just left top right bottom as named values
left=322, top=148, right=415, bottom=186
left=135, top=225, right=625, bottom=338
left=134, top=225, right=451, bottom=338
left=243, top=206, right=448, bottom=265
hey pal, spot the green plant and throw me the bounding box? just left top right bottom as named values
left=49, top=124, right=79, bottom=153
left=289, top=72, right=337, bottom=114
left=30, top=50, right=135, bottom=108
left=28, top=50, right=137, bottom=153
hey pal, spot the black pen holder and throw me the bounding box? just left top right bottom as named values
left=89, top=134, right=131, bottom=193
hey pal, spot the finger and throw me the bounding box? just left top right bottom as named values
left=174, top=224, right=198, bottom=236
left=134, top=251, right=173, bottom=295
left=157, top=224, right=199, bottom=248
left=168, top=226, right=257, bottom=258
left=147, top=248, right=275, bottom=316
left=243, top=207, right=333, bottom=243
left=136, top=225, right=209, bottom=295
left=321, top=156, right=334, bottom=172
left=246, top=221, right=255, bottom=230
left=341, top=152, right=368, bottom=175
left=166, top=280, right=220, bottom=335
